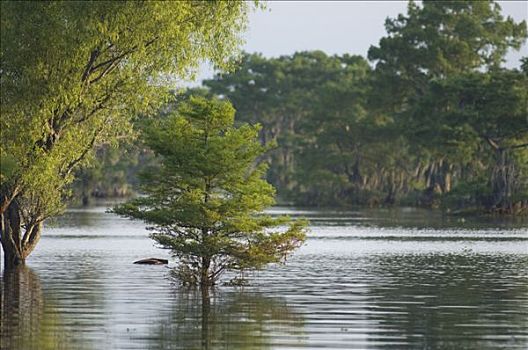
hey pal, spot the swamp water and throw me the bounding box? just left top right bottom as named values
left=1, top=205, right=527, bottom=349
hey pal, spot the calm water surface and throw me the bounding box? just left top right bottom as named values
left=1, top=205, right=527, bottom=349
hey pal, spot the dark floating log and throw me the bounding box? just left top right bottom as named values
left=133, top=258, right=169, bottom=265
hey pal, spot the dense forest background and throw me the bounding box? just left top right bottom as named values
left=73, top=2, right=528, bottom=214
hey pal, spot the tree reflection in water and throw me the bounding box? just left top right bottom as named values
left=0, top=266, right=79, bottom=350
left=144, top=287, right=306, bottom=350
left=0, top=266, right=57, bottom=350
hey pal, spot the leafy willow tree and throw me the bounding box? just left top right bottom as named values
left=0, top=1, right=255, bottom=267
left=114, top=97, right=306, bottom=288
left=368, top=0, right=527, bottom=205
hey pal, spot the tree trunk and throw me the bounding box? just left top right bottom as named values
left=488, top=149, right=516, bottom=212
left=0, top=200, right=43, bottom=269
left=384, top=171, right=397, bottom=205
left=200, top=256, right=211, bottom=288
left=421, top=159, right=451, bottom=207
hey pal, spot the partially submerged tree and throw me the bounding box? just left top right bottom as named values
left=0, top=1, right=255, bottom=267
left=114, top=97, right=307, bottom=287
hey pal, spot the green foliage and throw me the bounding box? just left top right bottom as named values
left=7, top=0, right=523, bottom=225
left=203, top=51, right=418, bottom=207
left=0, top=1, right=255, bottom=263
left=414, top=69, right=528, bottom=211
left=413, top=70, right=528, bottom=157
left=366, top=0, right=528, bottom=210
left=368, top=0, right=527, bottom=91
left=367, top=0, right=527, bottom=206
left=198, top=1, right=527, bottom=212
left=205, top=51, right=377, bottom=203
left=114, top=97, right=307, bottom=286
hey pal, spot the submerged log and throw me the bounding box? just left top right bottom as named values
left=133, top=258, right=169, bottom=265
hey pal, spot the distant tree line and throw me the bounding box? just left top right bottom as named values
left=75, top=1, right=528, bottom=214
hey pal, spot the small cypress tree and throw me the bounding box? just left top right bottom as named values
left=114, top=97, right=306, bottom=287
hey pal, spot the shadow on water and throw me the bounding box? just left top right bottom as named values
left=141, top=287, right=306, bottom=350
left=362, top=253, right=528, bottom=349
left=0, top=266, right=83, bottom=350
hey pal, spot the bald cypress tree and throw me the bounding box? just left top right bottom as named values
left=114, top=97, right=306, bottom=287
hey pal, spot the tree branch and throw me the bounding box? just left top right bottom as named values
left=60, top=124, right=106, bottom=177
left=82, top=48, right=101, bottom=83
left=507, top=142, right=528, bottom=151
left=88, top=36, right=159, bottom=85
